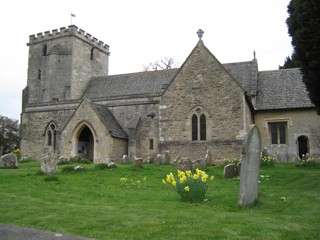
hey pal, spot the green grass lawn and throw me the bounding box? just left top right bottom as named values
left=0, top=161, right=319, bottom=240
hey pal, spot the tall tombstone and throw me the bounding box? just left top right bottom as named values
left=238, top=125, right=261, bottom=206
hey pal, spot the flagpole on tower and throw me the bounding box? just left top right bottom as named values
left=71, top=13, right=76, bottom=25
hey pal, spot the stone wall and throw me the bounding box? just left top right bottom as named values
left=110, top=137, right=128, bottom=162
left=255, top=108, right=320, bottom=162
left=26, top=26, right=109, bottom=104
left=159, top=41, right=247, bottom=161
left=20, top=105, right=75, bottom=160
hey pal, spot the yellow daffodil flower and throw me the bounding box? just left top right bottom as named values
left=210, top=176, right=215, bottom=181
left=172, top=181, right=177, bottom=187
left=162, top=179, right=166, bottom=184
left=186, top=170, right=191, bottom=177
left=193, top=174, right=199, bottom=180
left=180, top=176, right=186, bottom=183
left=184, top=186, right=190, bottom=191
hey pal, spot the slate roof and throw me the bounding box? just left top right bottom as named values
left=223, top=61, right=256, bottom=94
left=92, top=103, right=128, bottom=139
left=83, top=69, right=179, bottom=100
left=83, top=61, right=313, bottom=111
left=255, top=68, right=314, bottom=110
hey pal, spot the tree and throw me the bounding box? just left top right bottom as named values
left=279, top=52, right=300, bottom=69
left=0, top=115, right=20, bottom=155
left=143, top=57, right=179, bottom=71
left=286, top=0, right=320, bottom=113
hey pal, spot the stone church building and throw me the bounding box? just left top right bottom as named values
left=20, top=25, right=320, bottom=163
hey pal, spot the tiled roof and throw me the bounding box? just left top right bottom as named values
left=223, top=61, right=256, bottom=94
left=255, top=68, right=314, bottom=110
left=92, top=103, right=128, bottom=139
left=82, top=61, right=313, bottom=111
left=82, top=69, right=179, bottom=99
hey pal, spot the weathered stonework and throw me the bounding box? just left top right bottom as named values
left=20, top=26, right=320, bottom=164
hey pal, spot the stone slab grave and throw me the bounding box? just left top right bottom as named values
left=238, top=125, right=261, bottom=206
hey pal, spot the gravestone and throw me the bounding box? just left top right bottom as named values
left=133, top=157, right=143, bottom=167
left=163, top=151, right=170, bottom=165
left=58, top=156, right=68, bottom=164
left=41, top=153, right=58, bottom=174
left=122, top=155, right=130, bottom=164
left=238, top=125, right=261, bottom=206
left=223, top=164, right=238, bottom=178
left=156, top=154, right=163, bottom=166
left=177, top=158, right=192, bottom=171
left=108, top=160, right=117, bottom=168
left=205, top=150, right=212, bottom=165
left=0, top=153, right=18, bottom=169
left=192, top=159, right=206, bottom=172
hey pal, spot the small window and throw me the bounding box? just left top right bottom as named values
left=38, top=69, right=41, bottom=80
left=269, top=122, right=287, bottom=144
left=43, top=44, right=47, bottom=56
left=192, top=114, right=198, bottom=141
left=149, top=139, right=154, bottom=150
left=200, top=114, right=206, bottom=140
left=90, top=47, right=94, bottom=60
left=191, top=111, right=207, bottom=141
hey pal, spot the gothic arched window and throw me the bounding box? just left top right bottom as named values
left=192, top=114, right=198, bottom=141
left=200, top=114, right=206, bottom=140
left=191, top=108, right=207, bottom=141
left=46, top=122, right=57, bottom=151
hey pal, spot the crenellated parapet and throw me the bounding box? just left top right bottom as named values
left=27, top=25, right=109, bottom=53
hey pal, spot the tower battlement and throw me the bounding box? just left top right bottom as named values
left=27, top=25, right=109, bottom=53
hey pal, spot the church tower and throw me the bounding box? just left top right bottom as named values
left=23, top=25, right=109, bottom=105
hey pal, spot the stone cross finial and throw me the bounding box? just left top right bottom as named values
left=197, top=29, right=204, bottom=40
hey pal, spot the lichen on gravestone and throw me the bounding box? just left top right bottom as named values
left=41, top=153, right=58, bottom=174
left=238, top=125, right=261, bottom=206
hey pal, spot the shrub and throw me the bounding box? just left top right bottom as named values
left=163, top=168, right=214, bottom=203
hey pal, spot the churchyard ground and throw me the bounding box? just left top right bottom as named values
left=0, top=161, right=319, bottom=239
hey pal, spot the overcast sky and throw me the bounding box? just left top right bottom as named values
left=0, top=0, right=292, bottom=121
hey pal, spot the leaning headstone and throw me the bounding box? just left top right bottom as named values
left=238, top=125, right=261, bottom=206
left=224, top=164, right=238, bottom=178
left=0, top=153, right=18, bottom=169
left=133, top=157, right=143, bottom=167
left=122, top=155, right=130, bottom=164
left=192, top=159, right=206, bottom=172
left=156, top=154, right=163, bottom=166
left=163, top=151, right=170, bottom=165
left=41, top=153, right=58, bottom=174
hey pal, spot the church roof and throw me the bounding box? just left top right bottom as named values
left=223, top=61, right=256, bottom=94
left=82, top=60, right=313, bottom=111
left=83, top=69, right=179, bottom=100
left=92, top=103, right=128, bottom=139
left=255, top=68, right=314, bottom=110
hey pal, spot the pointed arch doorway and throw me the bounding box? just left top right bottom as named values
left=73, top=124, right=95, bottom=161
left=297, top=136, right=309, bottom=159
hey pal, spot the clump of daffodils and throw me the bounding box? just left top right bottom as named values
left=163, top=168, right=214, bottom=202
